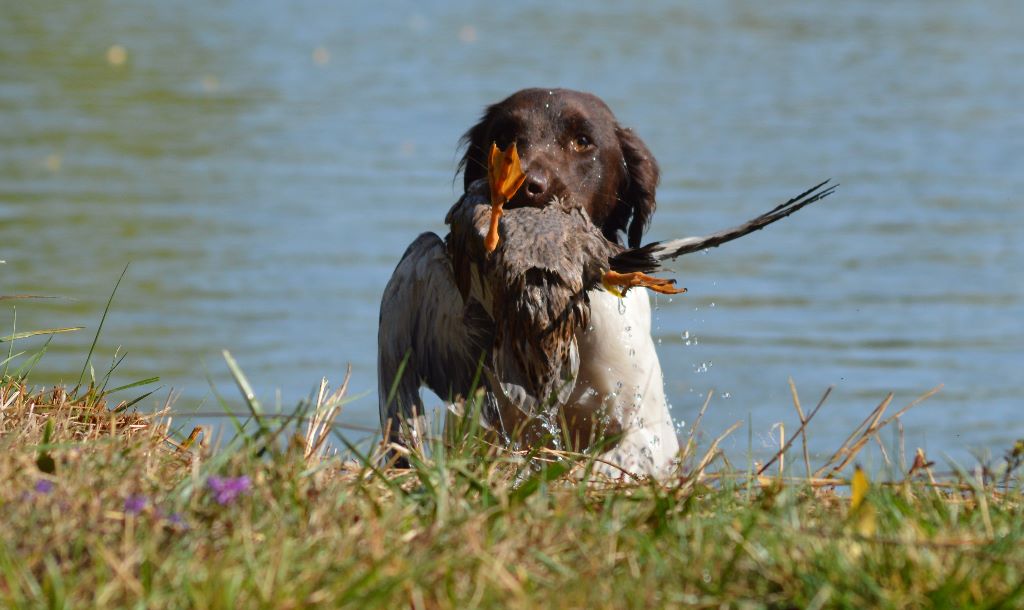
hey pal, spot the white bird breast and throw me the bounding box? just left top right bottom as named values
left=465, top=257, right=681, bottom=476
left=571, top=288, right=681, bottom=476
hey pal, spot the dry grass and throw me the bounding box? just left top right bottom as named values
left=2, top=365, right=1022, bottom=609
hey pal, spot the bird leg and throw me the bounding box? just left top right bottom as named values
left=601, top=270, right=687, bottom=297
left=484, top=142, right=527, bottom=253
left=484, top=203, right=504, bottom=253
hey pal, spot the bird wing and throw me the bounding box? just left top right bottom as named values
left=377, top=232, right=493, bottom=445
left=445, top=182, right=494, bottom=310
left=610, top=180, right=837, bottom=272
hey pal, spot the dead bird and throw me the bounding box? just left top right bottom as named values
left=380, top=162, right=834, bottom=475
left=446, top=177, right=834, bottom=455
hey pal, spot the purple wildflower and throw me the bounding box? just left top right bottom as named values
left=124, top=494, right=148, bottom=515
left=207, top=475, right=251, bottom=505
left=152, top=508, right=188, bottom=529
left=34, top=480, right=55, bottom=494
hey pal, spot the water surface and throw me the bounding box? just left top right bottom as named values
left=2, top=1, right=1021, bottom=465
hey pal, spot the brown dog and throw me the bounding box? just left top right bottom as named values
left=458, top=88, right=659, bottom=248
left=379, top=89, right=678, bottom=476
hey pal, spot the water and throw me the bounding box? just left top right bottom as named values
left=2, top=1, right=1021, bottom=466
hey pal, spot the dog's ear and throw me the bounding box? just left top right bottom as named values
left=457, top=106, right=496, bottom=190
left=615, top=126, right=659, bottom=248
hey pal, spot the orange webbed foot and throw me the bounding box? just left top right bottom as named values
left=601, top=270, right=688, bottom=297
left=484, top=142, right=527, bottom=253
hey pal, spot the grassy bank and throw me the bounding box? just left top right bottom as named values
left=2, top=282, right=1022, bottom=608
left=2, top=368, right=1022, bottom=609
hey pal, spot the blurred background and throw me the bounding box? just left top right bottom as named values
left=2, top=0, right=1021, bottom=465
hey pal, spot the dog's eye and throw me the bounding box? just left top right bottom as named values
left=571, top=134, right=594, bottom=152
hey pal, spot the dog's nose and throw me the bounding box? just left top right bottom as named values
left=523, top=172, right=549, bottom=203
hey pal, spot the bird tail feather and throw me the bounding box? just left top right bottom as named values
left=611, top=179, right=836, bottom=272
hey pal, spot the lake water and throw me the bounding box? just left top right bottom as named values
left=2, top=1, right=1021, bottom=467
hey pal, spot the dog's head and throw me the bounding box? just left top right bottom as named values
left=459, top=88, right=659, bottom=248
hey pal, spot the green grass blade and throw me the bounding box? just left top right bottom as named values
left=11, top=336, right=53, bottom=381
left=77, top=262, right=130, bottom=388
left=222, top=350, right=272, bottom=452
left=2, top=307, right=13, bottom=379
left=222, top=350, right=263, bottom=418
left=202, top=359, right=247, bottom=436
left=112, top=389, right=159, bottom=414
left=0, top=350, right=26, bottom=371
left=330, top=427, right=407, bottom=499
left=384, top=351, right=411, bottom=411
left=105, top=376, right=160, bottom=396
left=510, top=460, right=571, bottom=505
left=0, top=327, right=83, bottom=343
left=96, top=349, right=127, bottom=397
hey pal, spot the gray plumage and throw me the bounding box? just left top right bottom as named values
left=377, top=232, right=492, bottom=446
